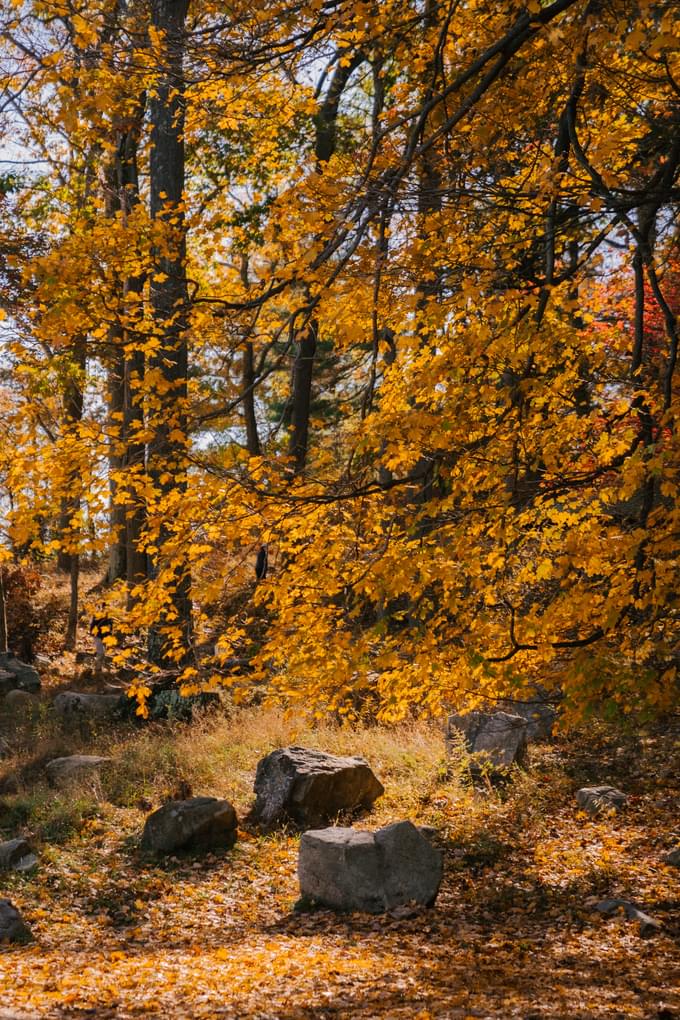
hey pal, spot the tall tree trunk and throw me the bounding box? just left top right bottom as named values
left=62, top=339, right=86, bottom=650
left=147, top=0, right=191, bottom=663
left=287, top=55, right=362, bottom=476
left=242, top=340, right=261, bottom=457
left=0, top=569, right=8, bottom=655
left=106, top=107, right=147, bottom=588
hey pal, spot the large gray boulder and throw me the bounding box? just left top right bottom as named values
left=576, top=786, right=627, bottom=816
left=298, top=821, right=443, bottom=913
left=54, top=691, right=124, bottom=720
left=45, top=754, right=113, bottom=788
left=0, top=654, right=40, bottom=693
left=0, top=899, right=32, bottom=943
left=0, top=839, right=37, bottom=872
left=252, top=746, right=384, bottom=828
left=447, top=710, right=528, bottom=771
left=141, top=796, right=238, bottom=854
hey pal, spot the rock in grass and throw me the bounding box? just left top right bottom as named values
left=141, top=797, right=238, bottom=854
left=575, top=786, right=627, bottom=816
left=0, top=898, right=32, bottom=943
left=0, top=839, right=37, bottom=872
left=0, top=654, right=40, bottom=693
left=298, top=820, right=443, bottom=914
left=3, top=689, right=37, bottom=713
left=252, top=746, right=384, bottom=829
left=447, top=710, right=528, bottom=772
left=53, top=691, right=124, bottom=720
left=45, top=754, right=113, bottom=788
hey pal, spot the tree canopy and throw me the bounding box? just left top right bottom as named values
left=0, top=0, right=678, bottom=724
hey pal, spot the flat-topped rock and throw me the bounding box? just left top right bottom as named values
left=252, top=746, right=384, bottom=829
left=447, top=710, right=528, bottom=771
left=141, top=796, right=238, bottom=854
left=576, top=786, right=627, bottom=816
left=0, top=839, right=37, bottom=872
left=45, top=754, right=113, bottom=788
left=0, top=898, right=32, bottom=943
left=54, top=691, right=124, bottom=719
left=298, top=820, right=443, bottom=913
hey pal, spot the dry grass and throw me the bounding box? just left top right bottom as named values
left=2, top=695, right=680, bottom=1019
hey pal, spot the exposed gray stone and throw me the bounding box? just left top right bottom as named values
left=663, top=846, right=680, bottom=867
left=53, top=691, right=124, bottom=720
left=0, top=839, right=37, bottom=872
left=45, top=754, right=113, bottom=788
left=0, top=898, right=32, bottom=943
left=298, top=820, right=443, bottom=913
left=3, top=689, right=37, bottom=712
left=447, top=710, right=528, bottom=771
left=141, top=796, right=238, bottom=854
left=592, top=898, right=661, bottom=936
left=252, top=746, right=384, bottom=829
left=576, top=785, right=627, bottom=816
left=0, top=670, right=16, bottom=697
left=0, top=654, right=40, bottom=693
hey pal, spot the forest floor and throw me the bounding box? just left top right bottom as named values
left=1, top=650, right=679, bottom=1019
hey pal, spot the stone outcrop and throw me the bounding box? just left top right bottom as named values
left=252, top=746, right=384, bottom=829
left=141, top=796, right=238, bottom=854
left=298, top=821, right=443, bottom=913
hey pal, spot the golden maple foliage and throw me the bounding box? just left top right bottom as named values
left=0, top=0, right=678, bottom=723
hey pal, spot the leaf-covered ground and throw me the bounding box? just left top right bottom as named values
left=1, top=690, right=679, bottom=1019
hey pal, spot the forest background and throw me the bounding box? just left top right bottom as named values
left=0, top=0, right=679, bottom=725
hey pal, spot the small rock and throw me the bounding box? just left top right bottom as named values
left=592, top=898, right=661, bottom=937
left=45, top=754, right=113, bottom=789
left=447, top=710, right=528, bottom=771
left=0, top=670, right=16, bottom=697
left=0, top=898, right=32, bottom=943
left=575, top=786, right=627, bottom=816
left=3, top=689, right=37, bottom=712
left=298, top=820, right=443, bottom=914
left=141, top=796, right=238, bottom=854
left=0, top=654, right=40, bottom=693
left=663, top=847, right=680, bottom=867
left=252, top=746, right=384, bottom=829
left=53, top=691, right=124, bottom=720
left=0, top=839, right=37, bottom=872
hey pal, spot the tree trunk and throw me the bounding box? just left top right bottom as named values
left=0, top=570, right=8, bottom=655
left=61, top=339, right=86, bottom=648
left=287, top=56, right=361, bottom=476
left=147, top=0, right=191, bottom=663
